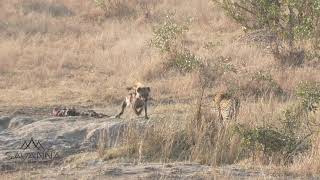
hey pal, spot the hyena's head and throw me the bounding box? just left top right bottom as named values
left=126, top=82, right=151, bottom=100
left=136, top=86, right=151, bottom=101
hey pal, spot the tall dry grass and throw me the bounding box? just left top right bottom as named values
left=1, top=0, right=319, bottom=106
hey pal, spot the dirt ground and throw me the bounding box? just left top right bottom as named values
left=1, top=162, right=285, bottom=180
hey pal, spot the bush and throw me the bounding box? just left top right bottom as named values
left=94, top=0, right=136, bottom=18
left=235, top=125, right=306, bottom=164
left=231, top=70, right=284, bottom=99
left=167, top=49, right=201, bottom=73
left=235, top=82, right=320, bottom=164
left=281, top=81, right=320, bottom=135
left=214, top=56, right=237, bottom=74
left=296, top=81, right=320, bottom=113
left=199, top=56, right=238, bottom=90
left=215, top=0, right=320, bottom=66
left=249, top=71, right=283, bottom=97
left=281, top=104, right=305, bottom=136
left=150, top=14, right=188, bottom=53
left=150, top=14, right=202, bottom=74
left=204, top=41, right=222, bottom=50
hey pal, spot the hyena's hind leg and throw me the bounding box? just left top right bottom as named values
left=132, top=100, right=148, bottom=119
left=133, top=107, right=143, bottom=116
left=116, top=100, right=127, bottom=118
left=133, top=100, right=143, bottom=116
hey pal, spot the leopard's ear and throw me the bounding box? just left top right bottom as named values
left=211, top=93, right=216, bottom=102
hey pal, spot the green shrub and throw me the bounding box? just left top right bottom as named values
left=94, top=0, right=135, bottom=18
left=150, top=14, right=202, bottom=74
left=296, top=81, right=320, bottom=112
left=214, top=0, right=320, bottom=66
left=236, top=71, right=284, bottom=99
left=237, top=126, right=289, bottom=153
left=167, top=49, right=201, bottom=73
left=251, top=71, right=283, bottom=96
left=235, top=82, right=320, bottom=164
left=150, top=15, right=188, bottom=53
left=204, top=41, right=222, bottom=50
left=279, top=81, right=320, bottom=136
left=235, top=125, right=305, bottom=164
left=214, top=56, right=237, bottom=74
left=281, top=104, right=304, bottom=136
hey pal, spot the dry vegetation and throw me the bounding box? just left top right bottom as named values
left=1, top=0, right=320, bottom=178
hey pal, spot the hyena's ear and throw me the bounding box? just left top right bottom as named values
left=136, top=87, right=142, bottom=93
left=126, top=87, right=133, bottom=91
left=146, top=87, right=151, bottom=92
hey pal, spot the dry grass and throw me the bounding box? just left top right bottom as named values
left=1, top=0, right=320, bottom=177
left=1, top=0, right=318, bottom=107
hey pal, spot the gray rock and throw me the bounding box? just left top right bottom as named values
left=0, top=115, right=153, bottom=162
left=83, top=120, right=151, bottom=150
left=0, top=117, right=10, bottom=131
left=85, top=121, right=128, bottom=149
left=0, top=163, right=15, bottom=171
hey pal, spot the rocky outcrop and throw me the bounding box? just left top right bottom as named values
left=0, top=117, right=10, bottom=131
left=0, top=115, right=151, bottom=162
left=8, top=116, right=35, bottom=129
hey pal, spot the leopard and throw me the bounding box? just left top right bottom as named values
left=212, top=92, right=240, bottom=121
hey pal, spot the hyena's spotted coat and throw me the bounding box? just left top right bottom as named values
left=116, top=83, right=151, bottom=119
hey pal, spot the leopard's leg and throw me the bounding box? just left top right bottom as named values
left=234, top=99, right=240, bottom=120
left=217, top=105, right=223, bottom=121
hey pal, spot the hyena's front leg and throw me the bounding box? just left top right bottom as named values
left=144, top=101, right=149, bottom=119
left=116, top=100, right=127, bottom=118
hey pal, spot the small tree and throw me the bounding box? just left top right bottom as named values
left=150, top=14, right=202, bottom=73
left=215, top=0, right=320, bottom=66
left=150, top=14, right=188, bottom=54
